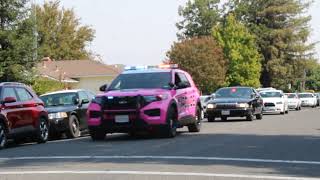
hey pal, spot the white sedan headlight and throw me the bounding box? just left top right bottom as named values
left=207, top=104, right=216, bottom=109
left=48, top=112, right=68, bottom=119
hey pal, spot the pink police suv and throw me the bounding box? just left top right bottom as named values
left=87, top=65, right=203, bottom=140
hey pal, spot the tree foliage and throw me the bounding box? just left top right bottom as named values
left=227, top=0, right=315, bottom=89
left=176, top=0, right=221, bottom=39
left=35, top=0, right=95, bottom=60
left=167, top=36, right=227, bottom=94
left=213, top=14, right=261, bottom=87
left=32, top=77, right=64, bottom=95
left=0, top=0, right=36, bottom=82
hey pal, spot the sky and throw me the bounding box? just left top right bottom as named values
left=36, top=0, right=320, bottom=65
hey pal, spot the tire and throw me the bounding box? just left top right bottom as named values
left=285, top=110, right=289, bottom=114
left=208, top=116, right=215, bottom=122
left=35, top=117, right=49, bottom=144
left=246, top=112, right=253, bottom=121
left=0, top=122, right=8, bottom=150
left=256, top=113, right=263, bottom=120
left=89, top=128, right=106, bottom=141
left=66, top=115, right=81, bottom=139
left=188, top=106, right=202, bottom=133
left=162, top=106, right=177, bottom=138
left=221, top=116, right=227, bottom=121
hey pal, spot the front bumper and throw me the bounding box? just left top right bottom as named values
left=301, top=102, right=315, bottom=107
left=48, top=118, right=69, bottom=132
left=206, top=108, right=253, bottom=117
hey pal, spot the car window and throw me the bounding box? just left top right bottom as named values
left=178, top=73, right=191, bottom=87
left=78, top=91, right=89, bottom=101
left=15, top=88, right=33, bottom=101
left=2, top=87, right=18, bottom=101
left=86, top=91, right=95, bottom=100
left=40, top=93, right=78, bottom=107
left=215, top=88, right=253, bottom=99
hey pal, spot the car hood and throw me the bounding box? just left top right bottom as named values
left=98, top=89, right=170, bottom=97
left=261, top=97, right=282, bottom=103
left=45, top=106, right=77, bottom=113
left=300, top=98, right=315, bottom=101
left=209, top=98, right=252, bottom=104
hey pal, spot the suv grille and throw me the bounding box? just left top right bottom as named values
left=104, top=96, right=138, bottom=110
left=264, top=103, right=275, bottom=107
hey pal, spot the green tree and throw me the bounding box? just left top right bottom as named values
left=228, top=0, right=314, bottom=89
left=177, top=0, right=221, bottom=39
left=167, top=36, right=227, bottom=93
left=32, top=77, right=64, bottom=95
left=213, top=14, right=261, bottom=87
left=35, top=0, right=95, bottom=60
left=0, top=0, right=36, bottom=82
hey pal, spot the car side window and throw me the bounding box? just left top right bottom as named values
left=86, top=91, right=95, bottom=100
left=178, top=73, right=191, bottom=88
left=78, top=91, right=89, bottom=101
left=174, top=73, right=182, bottom=85
left=15, top=88, right=33, bottom=101
left=2, top=87, right=18, bottom=101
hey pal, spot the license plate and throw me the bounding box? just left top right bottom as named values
left=221, top=110, right=230, bottom=116
left=115, top=115, right=129, bottom=123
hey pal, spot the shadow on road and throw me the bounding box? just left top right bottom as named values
left=0, top=132, right=320, bottom=177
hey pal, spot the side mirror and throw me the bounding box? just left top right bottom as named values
left=99, top=84, right=108, bottom=92
left=3, top=97, right=17, bottom=104
left=81, top=99, right=89, bottom=104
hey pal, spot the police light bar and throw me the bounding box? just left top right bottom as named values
left=124, top=64, right=178, bottom=71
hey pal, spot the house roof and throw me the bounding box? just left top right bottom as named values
left=37, top=59, right=120, bottom=81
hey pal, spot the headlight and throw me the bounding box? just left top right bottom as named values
left=276, top=102, right=283, bottom=104
left=207, top=104, right=216, bottom=109
left=237, top=103, right=249, bottom=108
left=48, top=112, right=68, bottom=119
left=143, top=94, right=168, bottom=103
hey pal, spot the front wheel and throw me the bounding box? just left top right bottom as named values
left=188, top=106, right=202, bottom=133
left=66, top=115, right=81, bottom=139
left=162, top=107, right=177, bottom=138
left=35, top=117, right=49, bottom=144
left=0, top=122, right=8, bottom=150
left=256, top=113, right=263, bottom=120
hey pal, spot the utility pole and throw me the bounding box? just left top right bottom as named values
left=32, top=0, right=38, bottom=62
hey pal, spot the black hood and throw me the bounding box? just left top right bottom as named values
left=209, top=98, right=253, bottom=104
left=45, top=105, right=78, bottom=113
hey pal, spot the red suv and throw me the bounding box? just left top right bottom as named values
left=0, top=82, right=49, bottom=149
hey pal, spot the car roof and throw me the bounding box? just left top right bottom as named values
left=0, top=82, right=26, bottom=87
left=260, top=90, right=283, bottom=93
left=122, top=68, right=172, bottom=74
left=40, top=89, right=86, bottom=96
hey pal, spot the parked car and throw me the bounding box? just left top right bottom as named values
left=87, top=64, right=202, bottom=140
left=40, top=89, right=95, bottom=139
left=206, top=87, right=263, bottom=122
left=260, top=89, right=289, bottom=114
left=0, top=82, right=49, bottom=149
left=298, top=93, right=317, bottom=108
left=285, top=93, right=302, bottom=111
left=315, top=93, right=320, bottom=106
left=200, top=95, right=213, bottom=118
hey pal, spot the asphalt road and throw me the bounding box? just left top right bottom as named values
left=0, top=108, right=320, bottom=180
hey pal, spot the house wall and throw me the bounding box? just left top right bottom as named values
left=70, top=76, right=116, bottom=93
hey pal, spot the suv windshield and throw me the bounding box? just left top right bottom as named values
left=40, top=93, right=78, bottom=107
left=215, top=88, right=252, bottom=99
left=260, top=91, right=282, bottom=98
left=108, top=72, right=171, bottom=90
left=299, top=94, right=313, bottom=98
